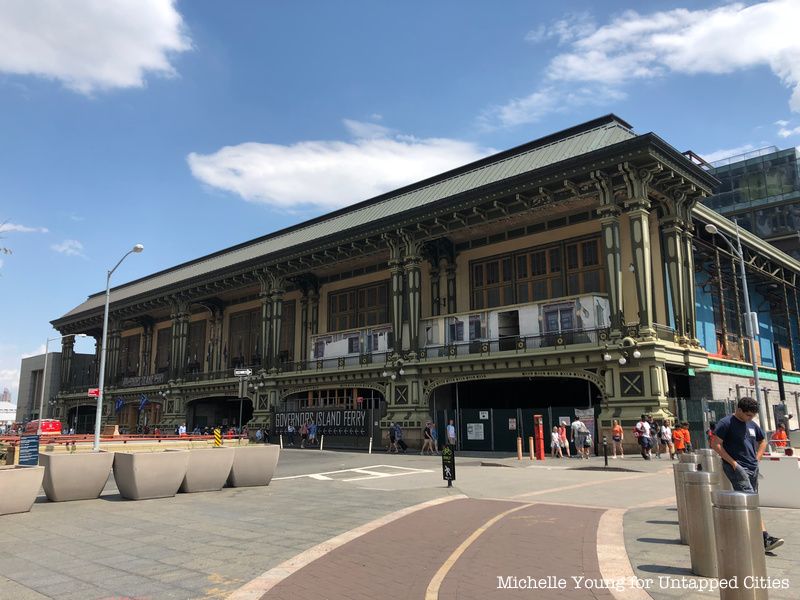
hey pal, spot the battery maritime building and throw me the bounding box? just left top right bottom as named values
left=51, top=116, right=800, bottom=450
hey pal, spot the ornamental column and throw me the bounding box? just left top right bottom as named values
left=258, top=272, right=272, bottom=370
left=270, top=276, right=285, bottom=369
left=593, top=170, right=624, bottom=336
left=682, top=225, right=698, bottom=342
left=429, top=263, right=441, bottom=317
left=106, top=319, right=122, bottom=383
left=140, top=320, right=153, bottom=376
left=299, top=291, right=309, bottom=363
left=621, top=164, right=655, bottom=337
left=661, top=216, right=687, bottom=340
left=403, top=235, right=423, bottom=354
left=169, top=299, right=190, bottom=380
left=387, top=235, right=404, bottom=353
left=60, top=335, right=75, bottom=388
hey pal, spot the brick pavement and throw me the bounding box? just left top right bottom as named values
left=259, top=499, right=613, bottom=600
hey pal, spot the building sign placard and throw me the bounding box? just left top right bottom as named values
left=466, top=423, right=484, bottom=440
left=19, top=435, right=40, bottom=466
left=479, top=411, right=489, bottom=420
left=508, top=418, right=517, bottom=431
left=273, top=409, right=368, bottom=436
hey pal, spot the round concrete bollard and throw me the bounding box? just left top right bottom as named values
left=685, top=471, right=718, bottom=577
left=673, top=462, right=698, bottom=545
left=712, top=491, right=768, bottom=600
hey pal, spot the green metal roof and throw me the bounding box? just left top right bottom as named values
left=58, top=116, right=637, bottom=321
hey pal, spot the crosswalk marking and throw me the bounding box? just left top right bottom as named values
left=274, top=464, right=433, bottom=482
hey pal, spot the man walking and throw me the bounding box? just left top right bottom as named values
left=570, top=417, right=590, bottom=460
left=634, top=414, right=652, bottom=460
left=446, top=419, right=456, bottom=447
left=712, top=397, right=784, bottom=553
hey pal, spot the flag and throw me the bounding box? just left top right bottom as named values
left=114, top=397, right=124, bottom=413
left=138, top=394, right=149, bottom=412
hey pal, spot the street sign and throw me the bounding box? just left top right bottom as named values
left=88, top=388, right=100, bottom=397
left=234, top=368, right=252, bottom=377
left=441, top=445, right=456, bottom=486
left=19, top=435, right=40, bottom=466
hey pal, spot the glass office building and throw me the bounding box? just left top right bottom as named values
left=704, top=146, right=800, bottom=259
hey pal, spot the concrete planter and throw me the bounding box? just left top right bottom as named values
left=0, top=465, right=45, bottom=515
left=112, top=450, right=189, bottom=500
left=178, top=447, right=235, bottom=493
left=40, top=451, right=115, bottom=502
left=227, top=445, right=280, bottom=487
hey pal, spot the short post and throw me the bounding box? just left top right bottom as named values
left=368, top=436, right=373, bottom=454
left=713, top=491, right=769, bottom=600
left=603, top=435, right=608, bottom=468
left=279, top=434, right=283, bottom=449
left=442, top=445, right=456, bottom=488
left=685, top=471, right=718, bottom=577
left=516, top=436, right=523, bottom=460
left=213, top=428, right=222, bottom=447
left=319, top=434, right=324, bottom=451
left=528, top=436, right=534, bottom=460
left=673, top=462, right=698, bottom=545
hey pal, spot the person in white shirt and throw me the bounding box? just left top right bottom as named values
left=446, top=419, right=456, bottom=447
left=660, top=420, right=674, bottom=460
left=550, top=426, right=563, bottom=458
left=634, top=415, right=652, bottom=460
left=571, top=417, right=590, bottom=459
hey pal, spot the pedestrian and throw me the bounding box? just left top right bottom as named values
left=660, top=419, right=675, bottom=459
left=430, top=422, right=439, bottom=454
left=681, top=422, right=692, bottom=452
left=387, top=422, right=398, bottom=453
left=550, top=426, right=563, bottom=458
left=446, top=419, right=456, bottom=447
left=178, top=422, right=187, bottom=436
left=771, top=423, right=788, bottom=449
left=287, top=423, right=296, bottom=446
left=673, top=422, right=686, bottom=455
left=255, top=428, right=264, bottom=443
left=558, top=423, right=570, bottom=457
left=707, top=421, right=716, bottom=448
left=395, top=423, right=407, bottom=453
left=634, top=414, right=652, bottom=460
left=300, top=421, right=309, bottom=448
left=611, top=419, right=624, bottom=458
left=649, top=416, right=662, bottom=458
left=421, top=422, right=434, bottom=455
left=712, top=397, right=784, bottom=553
left=308, top=421, right=317, bottom=446
left=571, top=417, right=590, bottom=460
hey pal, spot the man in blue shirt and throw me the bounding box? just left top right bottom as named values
left=712, top=397, right=784, bottom=552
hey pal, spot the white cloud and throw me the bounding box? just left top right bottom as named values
left=0, top=0, right=191, bottom=95
left=699, top=143, right=759, bottom=164
left=188, top=120, right=494, bottom=212
left=487, top=0, right=800, bottom=129
left=0, top=222, right=48, bottom=233
left=775, top=119, right=790, bottom=127
left=51, top=239, right=85, bottom=257
left=547, top=1, right=800, bottom=110
left=778, top=125, right=800, bottom=137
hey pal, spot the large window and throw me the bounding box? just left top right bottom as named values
left=279, top=301, right=296, bottom=363
left=118, top=334, right=140, bottom=377
left=227, top=308, right=261, bottom=368
left=328, top=282, right=388, bottom=332
left=470, top=236, right=604, bottom=310
left=155, top=328, right=171, bottom=374
left=186, top=321, right=206, bottom=374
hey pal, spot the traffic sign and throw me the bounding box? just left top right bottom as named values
left=234, top=368, right=252, bottom=377
left=88, top=388, right=100, bottom=397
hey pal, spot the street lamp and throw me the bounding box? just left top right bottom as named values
left=705, top=221, right=767, bottom=427
left=37, top=333, right=87, bottom=434
left=93, top=244, right=144, bottom=451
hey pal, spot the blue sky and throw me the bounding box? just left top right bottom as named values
left=2, top=0, right=800, bottom=404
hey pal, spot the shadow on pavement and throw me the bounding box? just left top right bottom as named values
left=646, top=520, right=679, bottom=525
left=636, top=565, right=694, bottom=575
left=637, top=537, right=682, bottom=545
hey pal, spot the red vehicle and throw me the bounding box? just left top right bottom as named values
left=24, top=419, right=63, bottom=435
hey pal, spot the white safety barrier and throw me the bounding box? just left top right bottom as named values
left=758, top=454, right=800, bottom=509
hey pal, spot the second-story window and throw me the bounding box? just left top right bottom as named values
left=328, top=282, right=388, bottom=332
left=155, top=328, right=170, bottom=374
left=119, top=334, right=140, bottom=378
left=186, top=321, right=206, bottom=374
left=228, top=308, right=261, bottom=368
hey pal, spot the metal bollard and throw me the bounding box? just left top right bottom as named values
left=685, top=471, right=718, bottom=577
left=679, top=451, right=698, bottom=464
left=697, top=448, right=720, bottom=484
left=714, top=453, right=734, bottom=491
left=673, top=462, right=698, bottom=545
left=712, top=491, right=768, bottom=600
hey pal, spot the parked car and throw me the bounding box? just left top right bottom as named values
left=24, top=419, right=63, bottom=435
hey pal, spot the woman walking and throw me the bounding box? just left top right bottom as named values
left=611, top=419, right=624, bottom=458
left=551, top=426, right=563, bottom=458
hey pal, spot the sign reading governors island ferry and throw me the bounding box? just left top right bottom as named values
left=274, top=409, right=368, bottom=436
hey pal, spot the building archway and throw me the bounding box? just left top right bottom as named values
left=116, top=401, right=163, bottom=434
left=67, top=404, right=96, bottom=434
left=186, top=396, right=253, bottom=431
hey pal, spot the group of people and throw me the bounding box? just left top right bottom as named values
left=609, top=415, right=694, bottom=460
left=284, top=420, right=318, bottom=448
left=549, top=417, right=592, bottom=459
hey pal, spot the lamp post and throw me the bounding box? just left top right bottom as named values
left=705, top=222, right=767, bottom=427
left=93, top=244, right=144, bottom=451
left=37, top=333, right=87, bottom=434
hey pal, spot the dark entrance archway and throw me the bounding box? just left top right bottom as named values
left=67, top=404, right=96, bottom=434
left=432, top=377, right=603, bottom=453
left=186, top=397, right=253, bottom=431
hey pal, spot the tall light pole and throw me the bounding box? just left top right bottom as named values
left=705, top=222, right=767, bottom=428
left=94, top=244, right=144, bottom=451
left=37, top=333, right=87, bottom=434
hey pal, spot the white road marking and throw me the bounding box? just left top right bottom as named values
left=273, top=464, right=432, bottom=482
